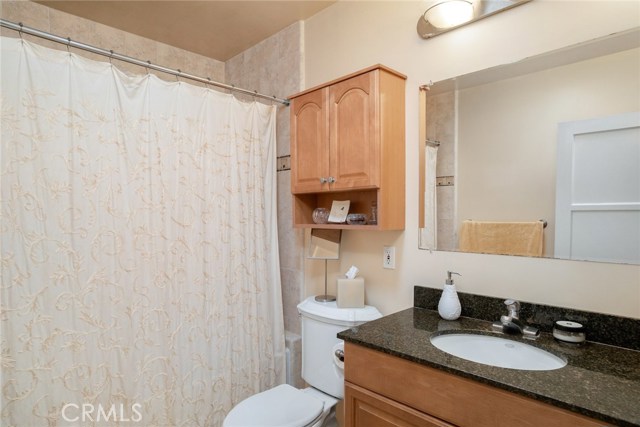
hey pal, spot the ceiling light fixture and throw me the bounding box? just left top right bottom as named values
left=424, top=0, right=474, bottom=29
left=418, top=0, right=532, bottom=39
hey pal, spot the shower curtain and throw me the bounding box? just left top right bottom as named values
left=420, top=144, right=438, bottom=250
left=0, top=37, right=285, bottom=426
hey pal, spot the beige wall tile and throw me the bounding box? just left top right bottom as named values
left=123, top=32, right=157, bottom=63
left=0, top=1, right=50, bottom=32
left=48, top=5, right=101, bottom=62
left=2, top=1, right=224, bottom=86
left=226, top=21, right=305, bottom=340
left=277, top=171, right=303, bottom=273
left=0, top=2, right=55, bottom=49
left=281, top=268, right=303, bottom=335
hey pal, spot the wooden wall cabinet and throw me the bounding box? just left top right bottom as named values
left=289, top=65, right=406, bottom=230
left=344, top=343, right=610, bottom=427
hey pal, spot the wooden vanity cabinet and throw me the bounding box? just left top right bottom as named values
left=344, top=343, right=610, bottom=427
left=345, top=382, right=454, bottom=427
left=289, top=65, right=406, bottom=230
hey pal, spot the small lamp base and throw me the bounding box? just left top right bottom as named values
left=315, top=294, right=336, bottom=303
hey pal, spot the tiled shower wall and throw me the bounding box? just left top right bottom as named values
left=425, top=91, right=456, bottom=251
left=0, top=1, right=225, bottom=83
left=1, top=0, right=306, bottom=382
left=225, top=22, right=305, bottom=338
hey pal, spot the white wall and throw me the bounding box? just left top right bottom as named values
left=302, top=0, right=640, bottom=318
left=458, top=48, right=640, bottom=257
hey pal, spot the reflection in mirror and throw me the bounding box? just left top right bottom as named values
left=418, top=29, right=640, bottom=265
left=308, top=229, right=342, bottom=259
left=308, top=229, right=342, bottom=302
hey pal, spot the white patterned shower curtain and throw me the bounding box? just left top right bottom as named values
left=0, top=37, right=285, bottom=426
left=420, top=144, right=438, bottom=250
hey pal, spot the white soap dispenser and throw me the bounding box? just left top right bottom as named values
left=438, top=271, right=462, bottom=320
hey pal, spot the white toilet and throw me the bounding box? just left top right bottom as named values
left=223, top=296, right=382, bottom=427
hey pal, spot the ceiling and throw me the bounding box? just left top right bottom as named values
left=38, top=1, right=336, bottom=62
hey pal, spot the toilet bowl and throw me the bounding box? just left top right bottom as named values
left=223, top=384, right=338, bottom=427
left=223, top=297, right=382, bottom=427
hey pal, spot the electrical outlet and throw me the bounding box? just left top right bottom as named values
left=383, top=246, right=396, bottom=269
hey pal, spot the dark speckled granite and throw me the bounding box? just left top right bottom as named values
left=339, top=298, right=640, bottom=426
left=415, top=286, right=640, bottom=351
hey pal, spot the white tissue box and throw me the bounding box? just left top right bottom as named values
left=336, top=277, right=365, bottom=308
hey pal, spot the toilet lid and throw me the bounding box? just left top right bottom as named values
left=224, top=384, right=324, bottom=427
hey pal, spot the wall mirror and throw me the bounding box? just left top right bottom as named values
left=308, top=229, right=342, bottom=302
left=308, top=229, right=342, bottom=259
left=418, top=28, right=640, bottom=265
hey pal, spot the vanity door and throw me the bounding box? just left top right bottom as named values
left=345, top=383, right=454, bottom=427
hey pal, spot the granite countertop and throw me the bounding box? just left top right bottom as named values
left=338, top=307, right=640, bottom=427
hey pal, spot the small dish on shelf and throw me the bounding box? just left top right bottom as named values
left=346, top=213, right=368, bottom=225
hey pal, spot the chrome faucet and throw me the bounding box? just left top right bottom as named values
left=492, top=299, right=539, bottom=339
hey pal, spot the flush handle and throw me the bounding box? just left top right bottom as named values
left=334, top=348, right=345, bottom=362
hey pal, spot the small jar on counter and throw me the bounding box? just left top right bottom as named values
left=553, top=320, right=586, bottom=344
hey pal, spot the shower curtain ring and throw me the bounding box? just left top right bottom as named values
left=146, top=60, right=151, bottom=76
left=176, top=69, right=181, bottom=83
left=206, top=77, right=212, bottom=90
left=18, top=22, right=23, bottom=41
left=109, top=50, right=114, bottom=65
left=66, top=37, right=71, bottom=54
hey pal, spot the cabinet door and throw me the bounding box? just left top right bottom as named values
left=345, top=383, right=455, bottom=427
left=329, top=71, right=380, bottom=190
left=291, top=88, right=330, bottom=193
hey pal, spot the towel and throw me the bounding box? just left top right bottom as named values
left=459, top=220, right=544, bottom=257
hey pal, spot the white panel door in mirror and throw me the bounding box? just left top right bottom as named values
left=555, top=111, right=640, bottom=264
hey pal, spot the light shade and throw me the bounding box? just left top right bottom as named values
left=424, top=0, right=474, bottom=29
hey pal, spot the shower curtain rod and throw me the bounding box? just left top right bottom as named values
left=0, top=19, right=291, bottom=106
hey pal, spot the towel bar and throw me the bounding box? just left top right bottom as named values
left=466, top=219, right=547, bottom=229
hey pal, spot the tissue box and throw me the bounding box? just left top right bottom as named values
left=336, top=277, right=365, bottom=308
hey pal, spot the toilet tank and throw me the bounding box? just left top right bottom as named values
left=297, top=297, right=382, bottom=399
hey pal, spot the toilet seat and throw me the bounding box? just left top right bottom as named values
left=223, top=384, right=325, bottom=427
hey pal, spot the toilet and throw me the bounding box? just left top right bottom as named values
left=223, top=296, right=382, bottom=427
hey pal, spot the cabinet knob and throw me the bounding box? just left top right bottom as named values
left=319, top=177, right=327, bottom=184
left=328, top=176, right=336, bottom=184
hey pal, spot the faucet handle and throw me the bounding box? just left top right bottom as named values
left=504, top=299, right=520, bottom=317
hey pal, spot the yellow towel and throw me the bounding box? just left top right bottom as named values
left=459, top=220, right=544, bottom=257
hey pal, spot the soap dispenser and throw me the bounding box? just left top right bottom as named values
left=438, top=271, right=462, bottom=320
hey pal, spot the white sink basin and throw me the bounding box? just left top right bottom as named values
left=430, top=333, right=567, bottom=371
